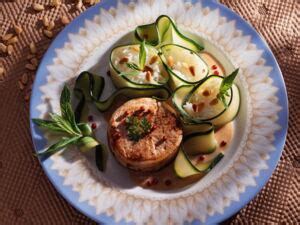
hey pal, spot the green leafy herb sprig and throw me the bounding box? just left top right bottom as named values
left=32, top=86, right=100, bottom=158
left=217, top=68, right=239, bottom=108
left=125, top=115, right=152, bottom=142
left=120, top=40, right=147, bottom=77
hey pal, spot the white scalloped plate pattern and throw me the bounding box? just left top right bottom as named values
left=30, top=0, right=288, bottom=224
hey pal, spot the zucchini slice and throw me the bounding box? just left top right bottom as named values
left=182, top=129, right=217, bottom=155
left=110, top=44, right=168, bottom=88
left=172, top=75, right=240, bottom=127
left=181, top=121, right=213, bottom=135
left=187, top=152, right=224, bottom=172
left=160, top=44, right=208, bottom=89
left=174, top=148, right=224, bottom=178
left=74, top=71, right=171, bottom=112
left=135, top=15, right=204, bottom=52
left=174, top=148, right=200, bottom=178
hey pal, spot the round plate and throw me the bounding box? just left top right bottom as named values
left=30, top=0, right=288, bottom=224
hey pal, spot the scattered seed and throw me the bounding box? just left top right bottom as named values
left=43, top=29, right=53, bottom=38
left=189, top=65, right=195, bottom=76
left=132, top=45, right=139, bottom=52
left=209, top=98, right=219, bottom=105
left=167, top=55, right=174, bottom=67
left=30, top=57, right=39, bottom=67
left=0, top=43, right=7, bottom=53
left=211, top=65, right=217, bottom=70
left=220, top=140, right=227, bottom=147
left=14, top=24, right=23, bottom=34
left=33, top=3, right=44, bottom=11
left=25, top=63, right=36, bottom=71
left=43, top=17, right=50, bottom=27
left=106, top=70, right=111, bottom=76
left=61, top=16, right=70, bottom=25
left=2, top=33, right=14, bottom=41
left=7, top=45, right=13, bottom=55
left=50, top=0, right=61, bottom=7
left=47, top=21, right=55, bottom=31
left=145, top=71, right=152, bottom=81
left=119, top=57, right=128, bottom=64
left=29, top=42, right=37, bottom=54
left=18, top=80, right=25, bottom=90
left=76, top=0, right=83, bottom=10
left=21, top=73, right=28, bottom=85
left=149, top=55, right=158, bottom=65
left=7, top=36, right=18, bottom=45
left=202, top=89, right=210, bottom=97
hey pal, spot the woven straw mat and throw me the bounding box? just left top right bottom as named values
left=0, top=0, right=299, bottom=224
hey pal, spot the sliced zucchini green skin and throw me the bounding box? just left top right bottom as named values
left=182, top=129, right=217, bottom=155
left=74, top=71, right=171, bottom=112
left=160, top=44, right=208, bottom=89
left=172, top=75, right=240, bottom=127
left=181, top=121, right=213, bottom=135
left=174, top=148, right=224, bottom=178
left=109, top=44, right=169, bottom=88
left=134, top=15, right=204, bottom=52
left=188, top=152, right=224, bottom=172
left=174, top=148, right=200, bottom=178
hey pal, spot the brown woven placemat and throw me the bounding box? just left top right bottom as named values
left=0, top=0, right=299, bottom=224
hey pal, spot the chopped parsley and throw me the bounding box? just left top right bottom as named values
left=125, top=115, right=151, bottom=142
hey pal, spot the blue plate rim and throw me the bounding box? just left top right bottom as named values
left=29, top=0, right=288, bottom=224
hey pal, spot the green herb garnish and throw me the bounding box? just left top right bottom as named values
left=32, top=85, right=101, bottom=161
left=126, top=62, right=140, bottom=71
left=217, top=68, right=239, bottom=108
left=139, top=39, right=147, bottom=70
left=125, top=115, right=151, bottom=142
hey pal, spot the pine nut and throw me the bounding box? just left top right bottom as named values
left=2, top=33, right=14, bottom=41
left=167, top=55, right=174, bottom=67
left=29, top=42, right=37, bottom=54
left=202, top=90, right=210, bottom=97
left=182, top=62, right=189, bottom=69
left=0, top=43, right=7, bottom=53
left=7, top=36, right=18, bottom=45
left=132, top=46, right=139, bottom=52
left=21, top=73, right=28, bottom=85
left=25, top=63, right=36, bottom=71
left=119, top=57, right=128, bottom=64
left=14, top=24, right=23, bottom=34
left=7, top=45, right=13, bottom=55
left=43, top=17, right=50, bottom=27
left=33, top=3, right=44, bottom=11
left=209, top=98, right=219, bottom=105
left=145, top=71, right=152, bottom=81
left=61, top=16, right=70, bottom=25
left=18, top=81, right=25, bottom=90
left=76, top=0, right=83, bottom=10
left=30, top=57, right=39, bottom=67
left=47, top=21, right=55, bottom=30
left=189, top=65, right=195, bottom=76
left=44, top=30, right=53, bottom=38
left=149, top=56, right=158, bottom=65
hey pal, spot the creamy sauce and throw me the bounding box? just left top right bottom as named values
left=200, top=52, right=225, bottom=76
left=129, top=122, right=234, bottom=190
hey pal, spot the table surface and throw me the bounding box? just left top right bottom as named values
left=0, top=0, right=299, bottom=224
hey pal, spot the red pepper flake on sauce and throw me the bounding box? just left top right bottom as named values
left=197, top=155, right=205, bottom=162
left=91, top=123, right=97, bottom=129
left=106, top=70, right=111, bottom=76
left=220, top=140, right=227, bottom=147
left=213, top=70, right=219, bottom=75
left=164, top=179, right=172, bottom=186
left=211, top=65, right=217, bottom=70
